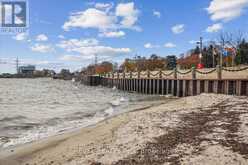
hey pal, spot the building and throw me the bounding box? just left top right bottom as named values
left=18, top=65, right=36, bottom=75
left=167, top=56, right=177, bottom=70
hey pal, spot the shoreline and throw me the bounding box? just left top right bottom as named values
left=1, top=94, right=248, bottom=165
left=0, top=97, right=172, bottom=152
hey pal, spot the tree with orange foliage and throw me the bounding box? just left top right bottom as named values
left=121, top=59, right=137, bottom=72
left=177, top=54, right=200, bottom=69
left=95, top=61, right=113, bottom=74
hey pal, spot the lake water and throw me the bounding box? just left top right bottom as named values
left=0, top=78, right=164, bottom=149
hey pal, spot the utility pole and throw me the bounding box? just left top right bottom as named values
left=94, top=54, right=98, bottom=74
left=199, top=37, right=203, bottom=64
left=221, top=40, right=224, bottom=67
left=95, top=54, right=98, bottom=66
left=197, top=37, right=203, bottom=64
left=16, top=57, right=19, bottom=74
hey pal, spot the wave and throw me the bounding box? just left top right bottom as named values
left=0, top=116, right=27, bottom=122
left=3, top=124, right=35, bottom=131
left=64, top=112, right=96, bottom=121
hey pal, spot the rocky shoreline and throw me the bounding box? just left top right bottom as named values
left=0, top=94, right=248, bottom=165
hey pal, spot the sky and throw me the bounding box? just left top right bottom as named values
left=1, top=0, right=248, bottom=73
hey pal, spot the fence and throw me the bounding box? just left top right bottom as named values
left=101, top=65, right=248, bottom=80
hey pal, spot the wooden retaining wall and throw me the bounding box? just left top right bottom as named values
left=82, top=66, right=248, bottom=97
left=99, top=78, right=248, bottom=97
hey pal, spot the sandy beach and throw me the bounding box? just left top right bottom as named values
left=0, top=94, right=248, bottom=165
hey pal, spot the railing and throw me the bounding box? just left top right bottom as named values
left=101, top=65, right=248, bottom=80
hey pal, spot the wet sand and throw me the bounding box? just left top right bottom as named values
left=0, top=94, right=248, bottom=165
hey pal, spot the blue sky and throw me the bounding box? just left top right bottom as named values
left=1, top=0, right=248, bottom=73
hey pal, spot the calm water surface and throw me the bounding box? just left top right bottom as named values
left=0, top=78, right=164, bottom=149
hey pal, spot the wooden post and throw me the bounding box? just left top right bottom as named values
left=171, top=80, right=175, bottom=95
left=189, top=80, right=193, bottom=96
left=125, top=79, right=128, bottom=91
left=166, top=79, right=169, bottom=95
left=124, top=79, right=126, bottom=91
left=147, top=70, right=150, bottom=79
left=216, top=65, right=222, bottom=80
left=122, top=79, right=124, bottom=90
left=224, top=80, right=229, bottom=95
left=120, top=79, right=122, bottom=90
left=174, top=68, right=177, bottom=79
left=134, top=79, right=136, bottom=92
left=197, top=80, right=201, bottom=95
left=153, top=79, right=156, bottom=95
left=146, top=79, right=149, bottom=94
left=149, top=79, right=152, bottom=94
left=192, top=67, right=196, bottom=80
left=162, top=79, right=165, bottom=95
left=127, top=79, right=130, bottom=91
left=130, top=79, right=132, bottom=91
left=159, top=70, right=162, bottom=79
left=236, top=80, right=242, bottom=96
left=213, top=81, right=218, bottom=94
left=204, top=80, right=209, bottom=93
left=123, top=78, right=125, bottom=90
left=177, top=80, right=180, bottom=97
left=157, top=79, right=160, bottom=95
left=246, top=81, right=248, bottom=96
left=183, top=80, right=187, bottom=97
left=143, top=79, right=145, bottom=94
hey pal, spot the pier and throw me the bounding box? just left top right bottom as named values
left=82, top=65, right=248, bottom=97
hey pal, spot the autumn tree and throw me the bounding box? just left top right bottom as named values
left=95, top=61, right=113, bottom=74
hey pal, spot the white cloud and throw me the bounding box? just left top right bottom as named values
left=207, top=0, right=248, bottom=22
left=60, top=54, right=94, bottom=62
left=63, top=8, right=116, bottom=31
left=95, top=2, right=113, bottom=12
left=153, top=10, right=161, bottom=18
left=57, top=38, right=131, bottom=58
left=171, top=24, right=185, bottom=34
left=63, top=2, right=141, bottom=32
left=57, top=38, right=99, bottom=51
left=206, top=23, right=223, bottom=33
left=99, top=31, right=125, bottom=38
left=164, top=42, right=176, bottom=48
left=12, top=33, right=28, bottom=41
left=36, top=34, right=48, bottom=41
left=58, top=35, right=65, bottom=39
left=116, top=2, right=139, bottom=29
left=31, top=44, right=54, bottom=53
left=144, top=43, right=159, bottom=49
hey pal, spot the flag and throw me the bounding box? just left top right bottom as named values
left=222, top=48, right=228, bottom=56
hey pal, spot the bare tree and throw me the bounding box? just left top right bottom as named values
left=218, top=31, right=245, bottom=66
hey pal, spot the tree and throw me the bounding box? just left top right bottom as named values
left=121, top=59, right=136, bottom=72
left=236, top=39, right=248, bottom=65
left=95, top=61, right=113, bottom=74
left=219, top=31, right=246, bottom=66
left=177, top=54, right=200, bottom=69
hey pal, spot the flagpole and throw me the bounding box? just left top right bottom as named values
left=221, top=40, right=224, bottom=67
